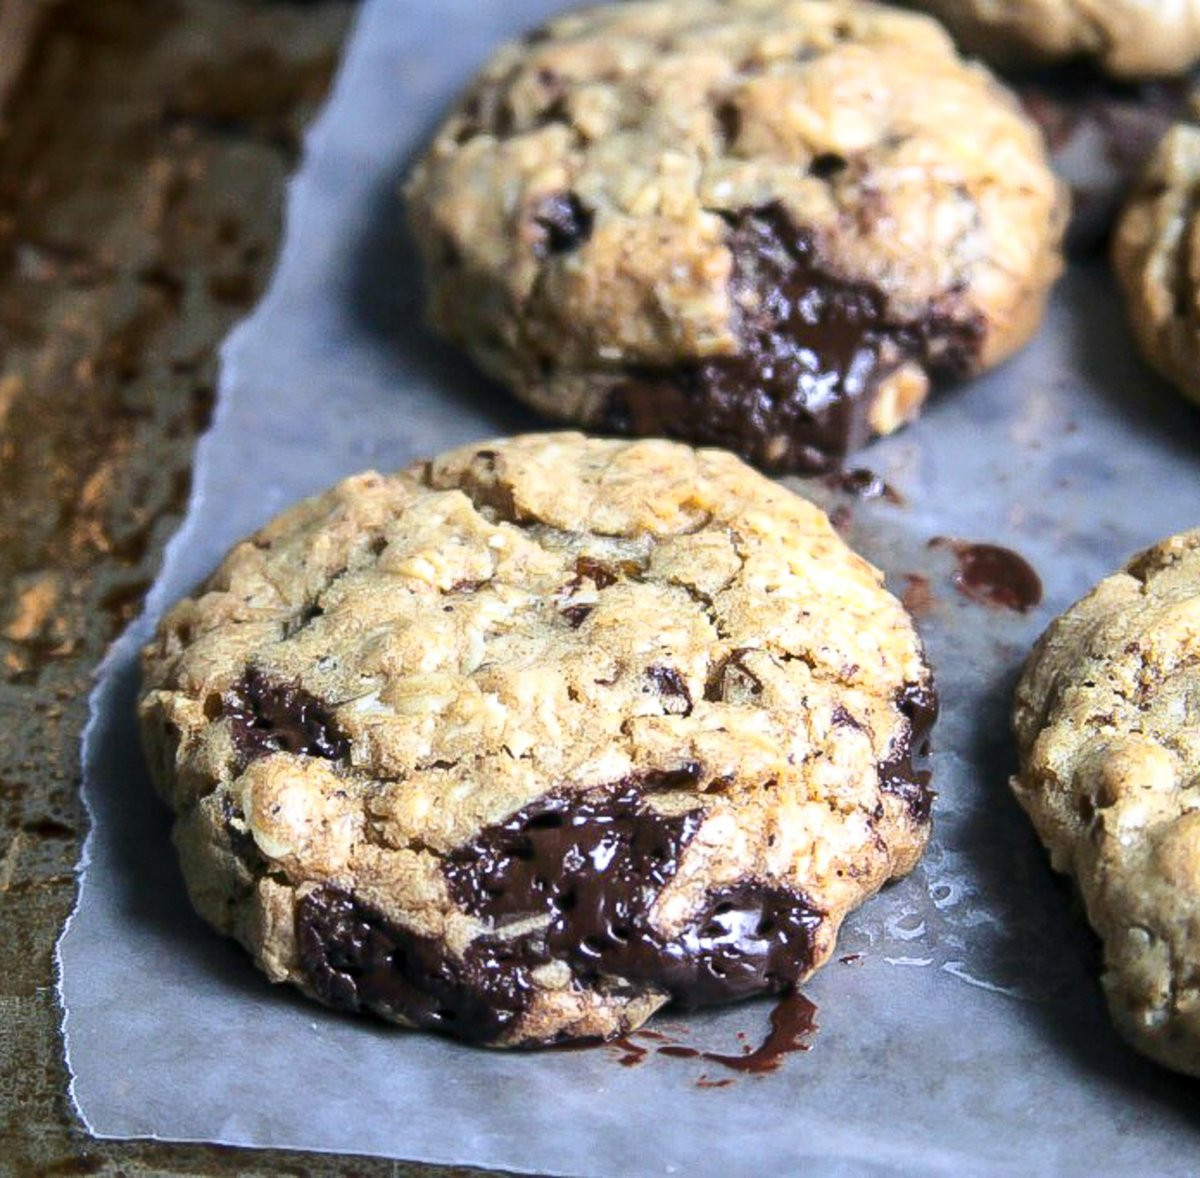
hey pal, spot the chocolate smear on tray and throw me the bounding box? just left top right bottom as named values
left=697, top=990, right=818, bottom=1074
left=930, top=538, right=1043, bottom=613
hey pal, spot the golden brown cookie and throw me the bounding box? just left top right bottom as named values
left=1013, top=529, right=1200, bottom=1076
left=140, top=433, right=937, bottom=1046
left=1113, top=121, right=1200, bottom=403
left=406, top=0, right=1066, bottom=474
left=907, top=0, right=1200, bottom=79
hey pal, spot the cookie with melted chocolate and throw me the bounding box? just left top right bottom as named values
left=140, top=433, right=937, bottom=1046
left=406, top=0, right=1066, bottom=473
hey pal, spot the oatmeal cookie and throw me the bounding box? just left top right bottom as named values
left=906, top=0, right=1200, bottom=79
left=1113, top=122, right=1200, bottom=403
left=405, top=0, right=1066, bottom=474
left=140, top=433, right=937, bottom=1046
left=1013, top=529, right=1200, bottom=1076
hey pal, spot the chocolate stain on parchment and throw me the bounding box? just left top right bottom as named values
left=929, top=538, right=1043, bottom=614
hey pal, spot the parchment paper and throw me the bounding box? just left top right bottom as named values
left=58, top=1, right=1200, bottom=1172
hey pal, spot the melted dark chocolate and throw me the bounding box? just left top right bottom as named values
left=877, top=681, right=939, bottom=823
left=931, top=538, right=1043, bottom=614
left=645, top=664, right=693, bottom=715
left=445, top=782, right=823, bottom=1008
left=295, top=886, right=541, bottom=1042
left=296, top=781, right=824, bottom=1045
left=657, top=1044, right=700, bottom=1059
left=603, top=205, right=983, bottom=473
left=534, top=192, right=593, bottom=255
left=699, top=990, right=818, bottom=1074
left=222, top=667, right=348, bottom=768
left=612, top=1035, right=649, bottom=1067
left=825, top=466, right=905, bottom=505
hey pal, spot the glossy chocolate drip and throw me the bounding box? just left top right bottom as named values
left=931, top=538, right=1043, bottom=614
left=295, top=885, right=541, bottom=1042
left=296, top=782, right=824, bottom=1045
left=603, top=205, right=983, bottom=474
left=222, top=667, right=348, bottom=768
left=825, top=466, right=905, bottom=505
left=877, top=680, right=939, bottom=822
left=699, top=990, right=818, bottom=1074
left=445, top=782, right=823, bottom=1011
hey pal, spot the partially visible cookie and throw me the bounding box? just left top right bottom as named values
left=907, top=0, right=1200, bottom=79
left=1018, top=74, right=1189, bottom=251
left=1113, top=122, right=1200, bottom=403
left=139, top=432, right=937, bottom=1047
left=406, top=0, right=1066, bottom=474
left=1013, top=530, right=1200, bottom=1076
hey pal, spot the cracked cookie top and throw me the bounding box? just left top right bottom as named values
left=405, top=0, right=1066, bottom=473
left=140, top=433, right=936, bottom=1045
left=1013, top=529, right=1200, bottom=1076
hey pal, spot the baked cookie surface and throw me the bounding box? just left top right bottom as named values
left=1013, top=530, right=1200, bottom=1076
left=140, top=433, right=936, bottom=1046
left=1113, top=122, right=1200, bottom=403
left=907, top=0, right=1200, bottom=79
left=406, top=0, right=1066, bottom=474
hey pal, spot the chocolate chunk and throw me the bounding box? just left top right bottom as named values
left=222, top=667, right=348, bottom=768
left=808, top=152, right=847, bottom=180
left=640, top=761, right=704, bottom=790
left=561, top=603, right=593, bottom=628
left=444, top=782, right=701, bottom=925
left=445, top=781, right=822, bottom=1011
left=535, top=193, right=593, bottom=254
left=877, top=680, right=939, bottom=822
left=646, top=664, right=693, bottom=715
left=676, top=883, right=823, bottom=1004
left=603, top=204, right=983, bottom=473
left=300, top=781, right=824, bottom=1045
left=574, top=554, right=619, bottom=589
left=296, top=885, right=540, bottom=1042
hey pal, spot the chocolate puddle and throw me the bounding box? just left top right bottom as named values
left=697, top=991, right=818, bottom=1074
left=616, top=991, right=819, bottom=1079
left=930, top=538, right=1043, bottom=613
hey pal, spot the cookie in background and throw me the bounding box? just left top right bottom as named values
left=406, top=0, right=1066, bottom=474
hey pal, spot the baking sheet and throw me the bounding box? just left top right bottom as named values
left=57, top=1, right=1200, bottom=1172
